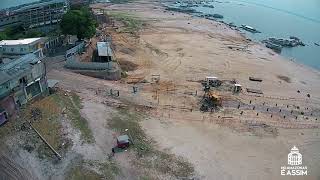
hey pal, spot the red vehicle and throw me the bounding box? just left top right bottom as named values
left=116, top=135, right=130, bottom=149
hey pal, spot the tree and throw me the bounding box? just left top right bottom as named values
left=60, top=8, right=97, bottom=40
left=0, top=32, right=8, bottom=41
left=24, top=29, right=44, bottom=38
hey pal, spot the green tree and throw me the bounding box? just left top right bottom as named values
left=60, top=8, right=97, bottom=40
left=0, top=32, right=8, bottom=40
left=24, top=29, right=44, bottom=38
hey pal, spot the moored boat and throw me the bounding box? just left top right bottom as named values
left=240, top=24, right=261, bottom=33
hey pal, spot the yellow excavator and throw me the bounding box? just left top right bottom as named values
left=200, top=89, right=222, bottom=112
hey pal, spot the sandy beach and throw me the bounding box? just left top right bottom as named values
left=2, top=0, right=318, bottom=179
left=91, top=1, right=320, bottom=179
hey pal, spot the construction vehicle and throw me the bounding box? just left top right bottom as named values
left=203, top=76, right=222, bottom=87
left=200, top=90, right=222, bottom=112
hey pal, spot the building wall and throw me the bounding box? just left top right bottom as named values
left=0, top=0, right=68, bottom=31
left=0, top=96, right=16, bottom=118
left=0, top=40, right=44, bottom=56
left=21, top=1, right=67, bottom=29
left=0, top=82, right=11, bottom=100
left=0, top=58, right=47, bottom=117
left=1, top=44, right=33, bottom=55
left=0, top=14, right=20, bottom=30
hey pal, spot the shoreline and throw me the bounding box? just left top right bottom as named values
left=161, top=1, right=320, bottom=73
left=94, top=0, right=320, bottom=100
left=93, top=2, right=320, bottom=179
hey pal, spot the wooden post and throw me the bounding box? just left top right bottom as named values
left=28, top=121, right=62, bottom=160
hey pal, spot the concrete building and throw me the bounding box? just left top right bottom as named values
left=0, top=0, right=69, bottom=32
left=0, top=36, right=64, bottom=59
left=0, top=38, right=45, bottom=57
left=69, top=0, right=90, bottom=6
left=0, top=53, right=48, bottom=123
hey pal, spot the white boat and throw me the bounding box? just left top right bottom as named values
left=241, top=24, right=260, bottom=33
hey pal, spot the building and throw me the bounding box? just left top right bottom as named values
left=69, top=0, right=90, bottom=6
left=0, top=0, right=69, bottom=32
left=0, top=38, right=45, bottom=57
left=96, top=42, right=113, bottom=62
left=0, top=53, right=48, bottom=123
left=0, top=36, right=64, bottom=59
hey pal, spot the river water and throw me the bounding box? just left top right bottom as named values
left=0, top=0, right=40, bottom=9
left=172, top=0, right=320, bottom=70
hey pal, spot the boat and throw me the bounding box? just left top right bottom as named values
left=212, top=14, right=223, bottom=19
left=240, top=24, right=260, bottom=33
left=265, top=42, right=282, bottom=53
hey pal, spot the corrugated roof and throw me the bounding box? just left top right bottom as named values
left=0, top=71, right=11, bottom=84
left=47, top=79, right=59, bottom=88
left=0, top=53, right=42, bottom=84
left=97, top=42, right=113, bottom=57
left=0, top=38, right=42, bottom=46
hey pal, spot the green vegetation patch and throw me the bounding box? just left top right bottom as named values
left=108, top=108, right=195, bottom=178
left=67, top=160, right=120, bottom=180
left=14, top=93, right=72, bottom=159
left=0, top=25, right=45, bottom=41
left=67, top=165, right=102, bottom=180
left=54, top=91, right=95, bottom=143
left=108, top=12, right=144, bottom=33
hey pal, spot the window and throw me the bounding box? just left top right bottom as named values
left=11, top=48, right=14, bottom=52
left=20, top=48, right=23, bottom=52
left=19, top=77, right=27, bottom=84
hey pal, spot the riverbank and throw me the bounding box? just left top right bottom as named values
left=93, top=0, right=320, bottom=99
left=91, top=1, right=320, bottom=179
left=163, top=1, right=320, bottom=76
left=162, top=0, right=320, bottom=70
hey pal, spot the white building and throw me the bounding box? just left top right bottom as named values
left=0, top=38, right=44, bottom=57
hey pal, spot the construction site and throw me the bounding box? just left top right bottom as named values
left=0, top=0, right=319, bottom=180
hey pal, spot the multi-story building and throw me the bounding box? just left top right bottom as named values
left=0, top=0, right=69, bottom=32
left=69, top=0, right=90, bottom=6
left=0, top=53, right=48, bottom=124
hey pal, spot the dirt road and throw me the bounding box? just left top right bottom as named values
left=3, top=0, right=318, bottom=179
left=90, top=1, right=320, bottom=179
